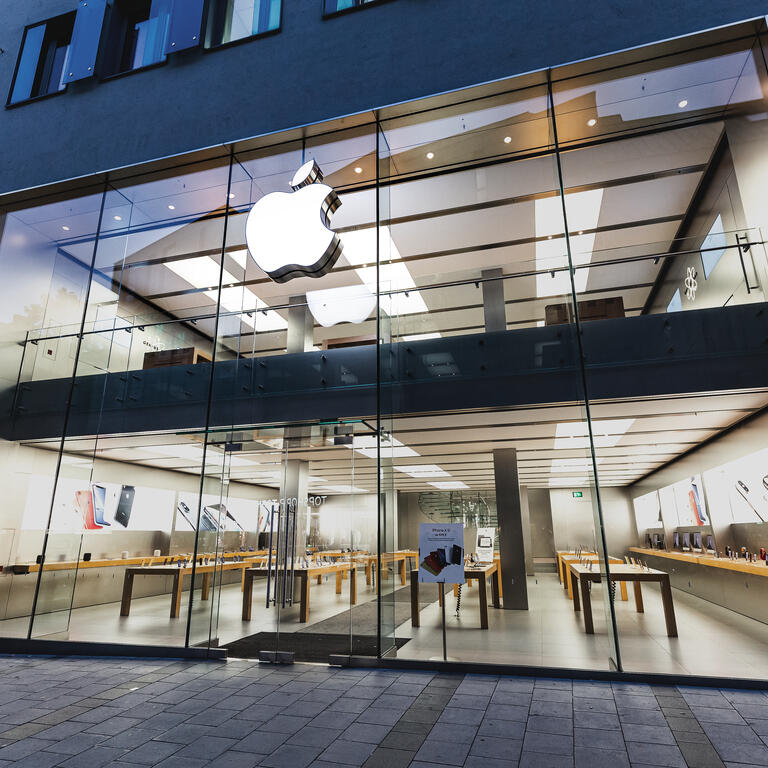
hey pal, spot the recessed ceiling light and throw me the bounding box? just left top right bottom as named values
left=587, top=118, right=597, bottom=127
left=426, top=152, right=434, bottom=160
left=503, top=136, right=512, bottom=144
left=354, top=167, right=363, bottom=174
left=113, top=215, right=122, bottom=221
left=168, top=204, right=175, bottom=210
left=228, top=193, right=235, bottom=199
left=678, top=99, right=688, bottom=109
left=429, top=481, right=469, bottom=490
left=61, top=225, right=70, bottom=231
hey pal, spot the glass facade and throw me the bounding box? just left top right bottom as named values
left=1, top=19, right=768, bottom=679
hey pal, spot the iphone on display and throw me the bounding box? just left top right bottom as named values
left=113, top=485, right=135, bottom=528
left=688, top=478, right=708, bottom=525
left=735, top=480, right=768, bottom=523
left=75, top=490, right=101, bottom=530
left=90, top=483, right=110, bottom=527
left=177, top=501, right=196, bottom=530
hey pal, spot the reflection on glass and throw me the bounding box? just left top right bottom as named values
left=206, top=0, right=281, bottom=47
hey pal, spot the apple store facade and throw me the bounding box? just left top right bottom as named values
left=3, top=15, right=768, bottom=683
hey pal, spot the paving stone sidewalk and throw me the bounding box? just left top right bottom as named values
left=0, top=656, right=764, bottom=767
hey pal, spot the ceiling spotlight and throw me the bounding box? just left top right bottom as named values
left=503, top=136, right=512, bottom=144
left=426, top=152, right=434, bottom=160
left=578, top=230, right=583, bottom=235
left=168, top=204, right=175, bottom=210
left=228, top=193, right=235, bottom=199
left=678, top=99, right=688, bottom=109
left=113, top=215, right=122, bottom=221
left=587, top=118, right=597, bottom=127
left=354, top=166, right=363, bottom=174
left=61, top=225, right=70, bottom=231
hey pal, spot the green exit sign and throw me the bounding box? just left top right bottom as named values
left=572, top=491, right=583, bottom=498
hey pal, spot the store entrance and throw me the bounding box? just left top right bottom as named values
left=197, top=420, right=385, bottom=662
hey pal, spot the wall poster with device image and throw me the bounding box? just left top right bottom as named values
left=670, top=475, right=709, bottom=526
left=419, top=523, right=464, bottom=584
left=632, top=490, right=663, bottom=531
left=703, top=446, right=768, bottom=524
left=476, top=527, right=495, bottom=563
left=175, top=493, right=271, bottom=533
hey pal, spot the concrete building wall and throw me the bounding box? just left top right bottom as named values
left=1, top=0, right=768, bottom=195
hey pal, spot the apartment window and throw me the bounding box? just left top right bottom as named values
left=323, top=0, right=380, bottom=15
left=205, top=0, right=281, bottom=48
left=101, top=0, right=171, bottom=77
left=8, top=13, right=75, bottom=105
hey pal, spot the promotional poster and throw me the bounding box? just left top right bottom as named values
left=476, top=527, right=495, bottom=562
left=419, top=523, right=464, bottom=584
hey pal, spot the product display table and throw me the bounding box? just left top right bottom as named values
left=120, top=560, right=254, bottom=619
left=410, top=562, right=501, bottom=630
left=568, top=562, right=677, bottom=637
left=629, top=547, right=768, bottom=577
left=18, top=549, right=268, bottom=575
left=358, top=550, right=419, bottom=586
left=242, top=561, right=358, bottom=623
left=557, top=552, right=627, bottom=600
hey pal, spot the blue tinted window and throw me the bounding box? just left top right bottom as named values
left=205, top=0, right=281, bottom=48
left=8, top=14, right=74, bottom=105
left=667, top=288, right=683, bottom=313
left=701, top=214, right=727, bottom=279
left=102, top=0, right=171, bottom=76
left=165, top=0, right=205, bottom=53
left=64, top=0, right=107, bottom=83
left=324, top=0, right=379, bottom=14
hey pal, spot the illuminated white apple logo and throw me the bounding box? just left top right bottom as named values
left=306, top=284, right=377, bottom=328
left=245, top=159, right=342, bottom=283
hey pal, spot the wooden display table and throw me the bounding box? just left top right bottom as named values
left=568, top=562, right=677, bottom=637
left=630, top=547, right=768, bottom=577
left=358, top=550, right=419, bottom=586
left=120, top=560, right=254, bottom=618
left=242, top=562, right=357, bottom=623
left=410, top=563, right=501, bottom=630
left=557, top=552, right=627, bottom=600
left=20, top=549, right=268, bottom=574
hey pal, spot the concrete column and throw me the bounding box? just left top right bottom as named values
left=287, top=295, right=314, bottom=353
left=482, top=268, right=506, bottom=332
left=493, top=447, right=529, bottom=609
left=520, top=485, right=535, bottom=577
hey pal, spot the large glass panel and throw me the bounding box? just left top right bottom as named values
left=205, top=0, right=281, bottom=48
left=553, top=27, right=768, bottom=678
left=0, top=188, right=107, bottom=638
left=375, top=77, right=617, bottom=669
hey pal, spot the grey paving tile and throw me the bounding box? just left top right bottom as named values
left=260, top=743, right=323, bottom=768
left=574, top=746, right=629, bottom=768
left=310, top=711, right=358, bottom=730
left=574, top=711, right=620, bottom=730
left=288, top=726, right=343, bottom=749
left=701, top=723, right=763, bottom=746
left=150, top=723, right=216, bottom=744
left=530, top=700, right=572, bottom=718
left=360, top=746, right=415, bottom=768
left=463, top=758, right=519, bottom=768
left=263, top=714, right=312, bottom=734
left=99, top=728, right=156, bottom=750
left=118, top=739, right=181, bottom=764
left=206, top=753, right=261, bottom=768
left=677, top=740, right=726, bottom=768
left=472, top=735, right=524, bottom=760
left=340, top=722, right=392, bottom=744
left=174, top=735, right=237, bottom=760
left=448, top=694, right=491, bottom=710
left=615, top=696, right=659, bottom=711
left=355, top=708, right=403, bottom=727
left=379, top=729, right=425, bottom=750
left=0, top=722, right=52, bottom=739
left=533, top=689, right=573, bottom=703
left=86, top=717, right=144, bottom=736
left=9, top=751, right=67, bottom=768
left=319, top=738, right=376, bottom=766
left=521, top=752, right=575, bottom=768
left=527, top=715, right=573, bottom=735
left=149, top=757, right=209, bottom=768
left=56, top=746, right=125, bottom=768
left=524, top=731, right=573, bottom=756
left=414, top=737, right=471, bottom=766
left=573, top=698, right=617, bottom=715
left=43, top=732, right=106, bottom=755
left=619, top=709, right=668, bottom=726
left=710, top=741, right=768, bottom=764
left=491, top=691, right=533, bottom=707
left=428, top=721, right=478, bottom=744
left=692, top=708, right=747, bottom=725
left=625, top=742, right=686, bottom=767
left=622, top=723, right=676, bottom=745
left=478, top=718, right=526, bottom=739
left=574, top=726, right=626, bottom=750
left=231, top=729, right=290, bottom=754
left=327, top=698, right=370, bottom=714
left=484, top=704, right=529, bottom=722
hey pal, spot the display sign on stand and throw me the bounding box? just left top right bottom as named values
left=419, top=523, right=464, bottom=584
left=418, top=523, right=464, bottom=662
left=476, top=527, right=495, bottom=563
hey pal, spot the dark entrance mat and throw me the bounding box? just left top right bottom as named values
left=224, top=584, right=439, bottom=661
left=224, top=632, right=411, bottom=662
